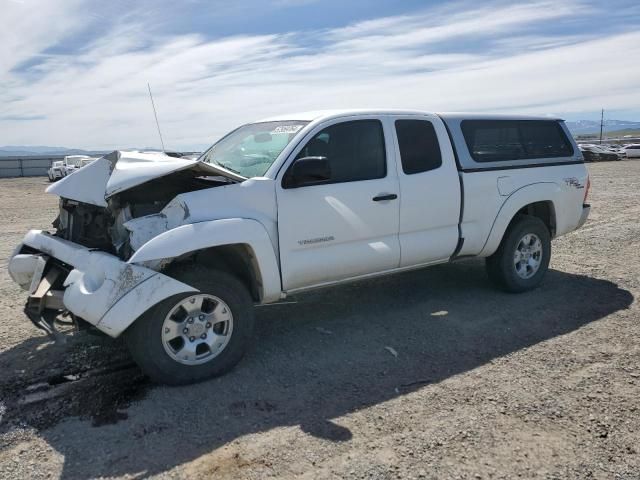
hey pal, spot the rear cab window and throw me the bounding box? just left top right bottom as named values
left=461, top=120, right=574, bottom=162
left=395, top=120, right=442, bottom=174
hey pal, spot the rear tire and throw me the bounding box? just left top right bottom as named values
left=125, top=266, right=254, bottom=385
left=485, top=215, right=551, bottom=293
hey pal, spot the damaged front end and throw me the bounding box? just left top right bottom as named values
left=9, top=150, right=244, bottom=339
left=50, top=150, right=243, bottom=260
left=11, top=232, right=198, bottom=339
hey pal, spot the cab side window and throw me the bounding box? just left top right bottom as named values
left=395, top=120, right=442, bottom=174
left=295, top=120, right=386, bottom=184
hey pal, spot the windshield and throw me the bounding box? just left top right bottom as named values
left=199, top=121, right=309, bottom=178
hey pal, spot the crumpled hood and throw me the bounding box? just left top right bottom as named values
left=46, top=150, right=245, bottom=207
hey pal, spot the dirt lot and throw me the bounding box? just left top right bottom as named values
left=0, top=161, right=638, bottom=479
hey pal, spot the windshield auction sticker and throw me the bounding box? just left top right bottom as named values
left=271, top=125, right=304, bottom=134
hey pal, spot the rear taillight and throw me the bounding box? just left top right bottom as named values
left=584, top=176, right=591, bottom=204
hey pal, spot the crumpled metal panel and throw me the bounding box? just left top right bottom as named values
left=46, top=150, right=244, bottom=207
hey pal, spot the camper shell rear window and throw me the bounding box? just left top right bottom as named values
left=461, top=120, right=574, bottom=162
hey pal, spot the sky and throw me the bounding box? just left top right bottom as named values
left=1, top=0, right=639, bottom=151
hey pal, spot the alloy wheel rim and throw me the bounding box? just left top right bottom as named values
left=513, top=233, right=543, bottom=280
left=161, top=294, right=234, bottom=366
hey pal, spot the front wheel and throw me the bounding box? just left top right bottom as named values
left=125, top=267, right=254, bottom=385
left=485, top=215, right=551, bottom=293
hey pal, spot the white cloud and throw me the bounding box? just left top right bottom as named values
left=0, top=0, right=85, bottom=76
left=1, top=0, right=639, bottom=150
left=329, top=1, right=586, bottom=50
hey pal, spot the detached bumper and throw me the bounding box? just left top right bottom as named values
left=577, top=204, right=591, bottom=229
left=8, top=230, right=197, bottom=337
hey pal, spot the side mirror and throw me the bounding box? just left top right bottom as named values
left=284, top=156, right=331, bottom=188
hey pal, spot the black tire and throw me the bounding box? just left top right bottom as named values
left=485, top=214, right=551, bottom=293
left=124, top=266, right=254, bottom=385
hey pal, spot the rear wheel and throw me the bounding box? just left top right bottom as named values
left=125, top=266, right=254, bottom=385
left=485, top=215, right=551, bottom=293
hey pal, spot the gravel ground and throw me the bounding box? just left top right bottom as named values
left=0, top=161, right=638, bottom=480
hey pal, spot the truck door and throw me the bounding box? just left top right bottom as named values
left=276, top=117, right=401, bottom=291
left=392, top=115, right=461, bottom=267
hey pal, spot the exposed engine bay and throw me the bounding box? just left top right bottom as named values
left=54, top=172, right=230, bottom=259
left=49, top=151, right=241, bottom=260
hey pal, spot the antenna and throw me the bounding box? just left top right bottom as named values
left=147, top=82, right=165, bottom=152
left=599, top=108, right=604, bottom=145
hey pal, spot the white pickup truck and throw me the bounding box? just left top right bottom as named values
left=8, top=110, right=590, bottom=384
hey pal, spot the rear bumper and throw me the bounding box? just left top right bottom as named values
left=577, top=204, right=590, bottom=229
left=8, top=230, right=196, bottom=337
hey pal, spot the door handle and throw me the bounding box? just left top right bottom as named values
left=372, top=193, right=398, bottom=202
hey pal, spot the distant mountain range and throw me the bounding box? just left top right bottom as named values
left=565, top=120, right=640, bottom=135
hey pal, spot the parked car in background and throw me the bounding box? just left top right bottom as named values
left=578, top=144, right=607, bottom=162
left=63, top=155, right=93, bottom=174
left=578, top=144, right=618, bottom=162
left=47, top=161, right=66, bottom=182
left=47, top=155, right=95, bottom=181
left=622, top=144, right=640, bottom=159
left=600, top=144, right=626, bottom=160
left=597, top=145, right=619, bottom=161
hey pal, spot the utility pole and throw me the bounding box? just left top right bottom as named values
left=599, top=108, right=604, bottom=145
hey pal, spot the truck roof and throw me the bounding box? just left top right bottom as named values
left=258, top=109, right=564, bottom=123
